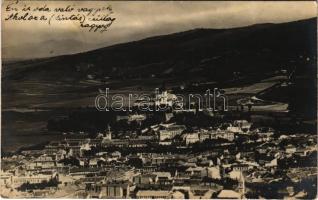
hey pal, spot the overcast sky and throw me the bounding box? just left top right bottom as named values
left=2, top=1, right=317, bottom=59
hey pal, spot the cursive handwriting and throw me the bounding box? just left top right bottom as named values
left=4, top=1, right=116, bottom=33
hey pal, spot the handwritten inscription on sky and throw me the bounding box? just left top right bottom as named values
left=4, top=1, right=116, bottom=33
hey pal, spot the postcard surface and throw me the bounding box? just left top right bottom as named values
left=1, top=1, right=317, bottom=199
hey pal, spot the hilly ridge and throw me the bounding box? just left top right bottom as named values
left=1, top=18, right=317, bottom=119
left=3, top=17, right=316, bottom=83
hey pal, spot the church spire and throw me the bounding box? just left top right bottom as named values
left=238, top=171, right=246, bottom=199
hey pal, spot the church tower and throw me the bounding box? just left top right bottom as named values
left=238, top=171, right=246, bottom=199
left=103, top=124, right=112, bottom=141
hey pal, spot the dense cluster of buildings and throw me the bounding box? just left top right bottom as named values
left=1, top=88, right=317, bottom=198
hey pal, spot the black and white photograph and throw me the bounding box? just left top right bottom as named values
left=1, top=1, right=317, bottom=199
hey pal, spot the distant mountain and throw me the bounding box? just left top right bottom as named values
left=3, top=18, right=316, bottom=83
left=2, top=18, right=316, bottom=119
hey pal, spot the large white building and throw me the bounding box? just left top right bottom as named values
left=133, top=90, right=179, bottom=108
left=159, top=125, right=186, bottom=141
left=182, top=133, right=200, bottom=145
left=155, top=90, right=178, bottom=107
left=11, top=172, right=58, bottom=188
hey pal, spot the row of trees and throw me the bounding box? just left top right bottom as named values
left=17, top=178, right=59, bottom=191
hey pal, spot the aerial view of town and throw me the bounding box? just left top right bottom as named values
left=1, top=1, right=317, bottom=199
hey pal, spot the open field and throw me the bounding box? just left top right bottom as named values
left=1, top=74, right=290, bottom=152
